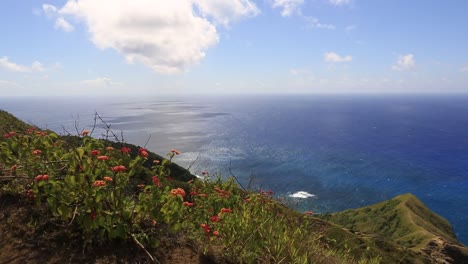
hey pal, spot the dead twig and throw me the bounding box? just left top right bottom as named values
left=130, top=233, right=160, bottom=263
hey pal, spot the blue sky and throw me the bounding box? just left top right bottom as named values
left=0, top=0, right=467, bottom=96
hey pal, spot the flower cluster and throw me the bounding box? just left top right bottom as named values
left=103, top=176, right=113, bottom=182
left=97, top=155, right=109, bottom=161
left=91, top=149, right=100, bottom=156
left=139, top=147, right=148, bottom=158
left=112, top=165, right=126, bottom=172
left=3, top=131, right=17, bottom=139
left=151, top=176, right=162, bottom=187
left=121, top=147, right=131, bottom=154
left=170, top=188, right=186, bottom=197
left=183, top=201, right=194, bottom=207
left=35, top=174, right=49, bottom=182
left=171, top=149, right=181, bottom=155
left=93, top=180, right=106, bottom=187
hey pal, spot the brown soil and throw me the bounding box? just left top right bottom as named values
left=0, top=193, right=211, bottom=264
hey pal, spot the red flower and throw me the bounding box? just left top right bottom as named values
left=140, top=150, right=148, bottom=157
left=81, top=129, right=90, bottom=136
left=213, top=231, right=220, bottom=237
left=106, top=146, right=114, bottom=151
left=171, top=149, right=181, bottom=155
left=97, top=155, right=109, bottom=161
left=153, top=160, right=160, bottom=165
left=200, top=224, right=211, bottom=234
left=190, top=191, right=197, bottom=196
left=8, top=131, right=16, bottom=137
left=112, top=165, right=126, bottom=172
left=151, top=176, right=162, bottom=187
left=3, top=133, right=10, bottom=139
left=93, top=180, right=106, bottom=187
left=35, top=175, right=43, bottom=182
left=183, top=201, right=194, bottom=207
left=32, top=149, right=42, bottom=155
left=121, top=147, right=131, bottom=154
left=305, top=211, right=314, bottom=215
left=170, top=188, right=186, bottom=197
left=198, top=193, right=208, bottom=197
left=90, top=212, right=97, bottom=220
left=91, top=149, right=100, bottom=156
left=42, top=175, right=49, bottom=181
left=26, top=189, right=34, bottom=200
left=103, top=176, right=113, bottom=182
left=210, top=216, right=220, bottom=222
left=220, top=208, right=232, bottom=213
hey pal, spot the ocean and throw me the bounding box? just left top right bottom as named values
left=1, top=94, right=467, bottom=245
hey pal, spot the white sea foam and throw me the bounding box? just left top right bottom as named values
left=288, top=191, right=316, bottom=199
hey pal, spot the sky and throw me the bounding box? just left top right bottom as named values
left=0, top=0, right=467, bottom=96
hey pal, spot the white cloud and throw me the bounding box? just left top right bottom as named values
left=0, top=57, right=29, bottom=72
left=42, top=4, right=58, bottom=17
left=195, top=0, right=260, bottom=26
left=81, top=77, right=123, bottom=88
left=305, top=17, right=335, bottom=29
left=45, top=0, right=259, bottom=74
left=324, top=52, right=352, bottom=63
left=0, top=80, right=21, bottom=88
left=31, top=61, right=45, bottom=72
left=460, top=64, right=468, bottom=73
left=392, top=54, right=415, bottom=71
left=329, top=0, right=351, bottom=6
left=272, top=0, right=304, bottom=17
left=54, top=17, right=74, bottom=32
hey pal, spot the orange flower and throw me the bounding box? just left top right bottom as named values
left=220, top=208, right=232, bottom=213
left=198, top=193, right=208, bottom=197
left=81, top=129, right=90, bottom=136
left=210, top=216, right=220, bottom=222
left=10, top=165, right=17, bottom=172
left=183, top=201, right=194, bottom=207
left=200, top=224, right=211, bottom=234
left=213, top=231, right=220, bottom=237
left=140, top=150, right=148, bottom=157
left=170, top=188, right=186, bottom=197
left=93, top=180, right=106, bottom=187
left=97, top=155, right=109, bottom=161
left=171, top=149, right=181, bottom=155
left=103, top=176, right=113, bottom=182
left=91, top=149, right=99, bottom=156
left=32, top=149, right=42, bottom=155
left=153, top=160, right=160, bottom=164
left=112, top=165, right=126, bottom=172
left=106, top=146, right=114, bottom=151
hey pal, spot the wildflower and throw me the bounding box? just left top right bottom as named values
left=93, top=180, right=106, bottom=187
left=9, top=131, right=16, bottom=137
left=32, top=149, right=42, bottom=155
left=26, top=189, right=34, bottom=200
left=106, top=146, right=114, bottom=151
left=42, top=175, right=49, bottom=181
left=210, top=216, right=220, bottom=222
left=200, top=224, right=211, bottom=234
left=103, top=176, right=113, bottom=182
left=35, top=175, right=43, bottom=182
left=171, top=149, right=181, bottom=155
left=97, top=155, right=109, bottom=161
left=3, top=133, right=10, bottom=139
left=36, top=131, right=47, bottom=137
left=112, top=165, right=126, bottom=172
left=213, top=231, right=220, bottom=237
left=10, top=165, right=17, bottom=172
left=170, top=188, right=186, bottom=197
left=198, top=193, right=208, bottom=197
left=121, top=147, right=131, bottom=154
left=35, top=174, right=48, bottom=182
left=183, top=201, right=194, bottom=207
left=305, top=211, right=314, bottom=215
left=140, top=150, right=148, bottom=157
left=190, top=191, right=197, bottom=196
left=91, top=149, right=99, bottom=156
left=90, top=212, right=97, bottom=220
left=153, top=160, right=160, bottom=165
left=81, top=129, right=90, bottom=136
left=26, top=127, right=36, bottom=134
left=151, top=176, right=162, bottom=187
left=220, top=208, right=233, bottom=214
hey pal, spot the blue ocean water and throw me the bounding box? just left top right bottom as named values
left=1, top=94, right=467, bottom=245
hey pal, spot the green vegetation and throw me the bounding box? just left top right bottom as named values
left=0, top=110, right=467, bottom=263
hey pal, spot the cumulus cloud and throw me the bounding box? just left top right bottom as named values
left=43, top=0, right=259, bottom=74
left=195, top=0, right=259, bottom=26
left=54, top=17, right=74, bottom=32
left=272, top=0, right=304, bottom=17
left=0, top=57, right=45, bottom=72
left=329, top=0, right=351, bottom=6
left=324, top=52, right=352, bottom=63
left=305, top=17, right=335, bottom=29
left=392, top=54, right=415, bottom=71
